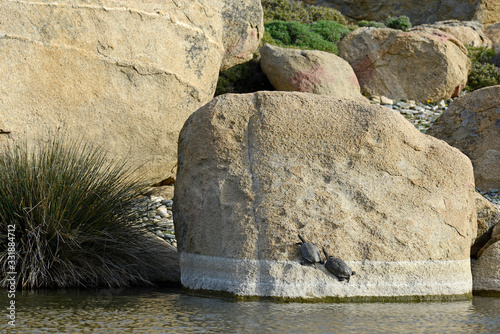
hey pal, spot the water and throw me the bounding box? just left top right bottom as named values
left=2, top=288, right=500, bottom=333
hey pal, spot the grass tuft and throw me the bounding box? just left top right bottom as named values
left=0, top=137, right=168, bottom=290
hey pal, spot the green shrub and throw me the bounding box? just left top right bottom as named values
left=0, top=137, right=167, bottom=290
left=264, top=20, right=348, bottom=54
left=467, top=46, right=496, bottom=64
left=309, top=20, right=351, bottom=44
left=261, top=0, right=348, bottom=25
left=384, top=16, right=412, bottom=31
left=465, top=46, right=500, bottom=91
left=358, top=20, right=386, bottom=28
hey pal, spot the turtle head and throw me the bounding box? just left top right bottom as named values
left=322, top=247, right=330, bottom=259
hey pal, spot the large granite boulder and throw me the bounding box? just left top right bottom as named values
left=338, top=27, right=471, bottom=103
left=413, top=20, right=492, bottom=48
left=174, top=91, right=477, bottom=300
left=296, top=0, right=500, bottom=26
left=0, top=0, right=263, bottom=184
left=260, top=43, right=367, bottom=102
left=427, top=86, right=500, bottom=191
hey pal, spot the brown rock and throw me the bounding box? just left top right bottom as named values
left=220, top=0, right=264, bottom=70
left=0, top=0, right=262, bottom=184
left=413, top=20, right=492, bottom=48
left=485, top=22, right=500, bottom=53
left=472, top=240, right=500, bottom=294
left=140, top=236, right=180, bottom=285
left=471, top=193, right=500, bottom=258
left=427, top=85, right=500, bottom=190
left=296, top=0, right=500, bottom=26
left=174, top=91, right=476, bottom=299
left=260, top=44, right=367, bottom=102
left=338, top=28, right=471, bottom=102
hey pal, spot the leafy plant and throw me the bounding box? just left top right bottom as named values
left=384, top=16, right=412, bottom=31
left=465, top=46, right=500, bottom=91
left=261, top=0, right=348, bottom=25
left=358, top=20, right=386, bottom=28
left=0, top=137, right=168, bottom=290
left=264, top=20, right=349, bottom=54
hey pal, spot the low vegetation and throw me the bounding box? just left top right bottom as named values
left=358, top=15, right=412, bottom=31
left=465, top=46, right=500, bottom=91
left=0, top=138, right=166, bottom=290
left=264, top=20, right=350, bottom=54
left=261, top=0, right=348, bottom=25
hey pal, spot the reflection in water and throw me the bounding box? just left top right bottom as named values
left=2, top=288, right=499, bottom=333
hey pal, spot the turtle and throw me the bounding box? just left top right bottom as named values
left=297, top=234, right=323, bottom=268
left=323, top=248, right=356, bottom=282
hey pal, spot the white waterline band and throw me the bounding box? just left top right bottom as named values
left=180, top=253, right=472, bottom=299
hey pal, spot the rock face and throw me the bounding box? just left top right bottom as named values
left=338, top=27, right=471, bottom=103
left=472, top=241, right=500, bottom=294
left=220, top=0, right=264, bottom=70
left=174, top=91, right=477, bottom=300
left=260, top=44, right=367, bottom=102
left=413, top=20, right=492, bottom=48
left=296, top=0, right=500, bottom=26
left=485, top=23, right=500, bottom=53
left=0, top=0, right=263, bottom=184
left=471, top=193, right=500, bottom=258
left=427, top=86, right=500, bottom=191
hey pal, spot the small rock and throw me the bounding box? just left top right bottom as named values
left=380, top=96, right=393, bottom=105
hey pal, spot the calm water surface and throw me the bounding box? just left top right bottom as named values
left=2, top=288, right=500, bottom=333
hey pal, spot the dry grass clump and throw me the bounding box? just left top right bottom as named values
left=0, top=138, right=167, bottom=290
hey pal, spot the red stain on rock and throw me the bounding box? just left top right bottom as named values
left=451, top=83, right=465, bottom=98
left=290, top=64, right=335, bottom=92
left=352, top=55, right=376, bottom=87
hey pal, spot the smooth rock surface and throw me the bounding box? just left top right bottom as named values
left=174, top=91, right=477, bottom=299
left=0, top=0, right=262, bottom=184
left=485, top=22, right=500, bottom=53
left=296, top=0, right=500, bottom=26
left=472, top=241, right=500, bottom=294
left=260, top=43, right=367, bottom=102
left=413, top=20, right=492, bottom=48
left=338, top=27, right=471, bottom=103
left=427, top=86, right=500, bottom=191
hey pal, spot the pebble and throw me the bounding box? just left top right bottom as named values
left=131, top=194, right=176, bottom=246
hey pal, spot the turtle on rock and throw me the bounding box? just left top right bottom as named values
left=297, top=234, right=323, bottom=268
left=323, top=248, right=356, bottom=282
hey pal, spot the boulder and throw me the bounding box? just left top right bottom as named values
left=413, top=20, right=492, bottom=48
left=174, top=91, right=477, bottom=300
left=220, top=0, right=264, bottom=70
left=471, top=193, right=500, bottom=258
left=427, top=86, right=500, bottom=191
left=472, top=241, right=500, bottom=295
left=140, top=236, right=181, bottom=285
left=338, top=27, right=471, bottom=103
left=260, top=44, right=367, bottom=102
left=485, top=23, right=500, bottom=68
left=296, top=0, right=500, bottom=26
left=0, top=0, right=262, bottom=184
